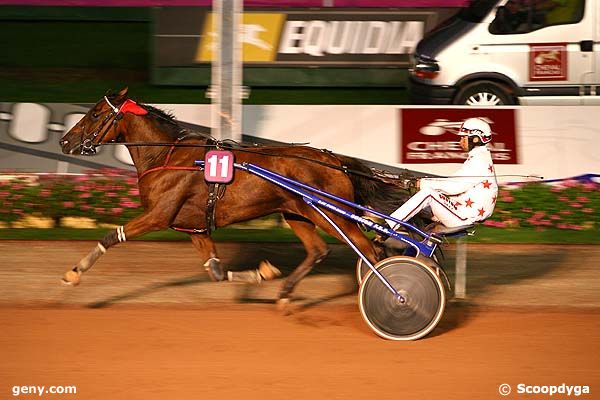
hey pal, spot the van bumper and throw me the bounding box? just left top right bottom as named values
left=408, top=77, right=456, bottom=105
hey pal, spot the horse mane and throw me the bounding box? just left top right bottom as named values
left=106, top=91, right=184, bottom=139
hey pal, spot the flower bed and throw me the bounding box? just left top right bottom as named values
left=0, top=169, right=141, bottom=227
left=1, top=170, right=599, bottom=231
left=485, top=179, right=600, bottom=231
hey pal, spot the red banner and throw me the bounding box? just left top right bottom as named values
left=400, top=108, right=519, bottom=164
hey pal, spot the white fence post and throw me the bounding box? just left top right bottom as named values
left=454, top=237, right=467, bottom=299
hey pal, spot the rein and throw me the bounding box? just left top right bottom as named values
left=106, top=140, right=384, bottom=182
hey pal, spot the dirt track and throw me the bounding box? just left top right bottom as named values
left=1, top=241, right=600, bottom=399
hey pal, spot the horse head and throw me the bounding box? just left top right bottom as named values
left=60, top=87, right=148, bottom=155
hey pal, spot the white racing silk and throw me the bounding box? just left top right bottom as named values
left=388, top=145, right=498, bottom=228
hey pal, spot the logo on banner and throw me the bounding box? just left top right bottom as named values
left=194, top=12, right=428, bottom=65
left=529, top=43, right=567, bottom=81
left=278, top=20, right=424, bottom=56
left=196, top=13, right=285, bottom=62
left=400, top=109, right=518, bottom=164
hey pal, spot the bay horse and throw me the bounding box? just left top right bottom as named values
left=59, top=87, right=412, bottom=305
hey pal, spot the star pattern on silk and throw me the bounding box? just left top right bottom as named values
left=488, top=164, right=494, bottom=173
left=478, top=207, right=485, bottom=217
left=482, top=180, right=492, bottom=189
left=465, top=198, right=474, bottom=208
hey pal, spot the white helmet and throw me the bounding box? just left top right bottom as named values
left=458, top=118, right=492, bottom=144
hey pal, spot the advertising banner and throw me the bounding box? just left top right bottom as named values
left=8, top=103, right=598, bottom=181
left=400, top=108, right=518, bottom=164
left=155, top=8, right=446, bottom=68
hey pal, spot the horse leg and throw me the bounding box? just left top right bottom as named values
left=276, top=213, right=378, bottom=307
left=277, top=214, right=330, bottom=307
left=61, top=206, right=178, bottom=285
left=189, top=233, right=225, bottom=282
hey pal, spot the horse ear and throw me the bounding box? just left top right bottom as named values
left=116, top=87, right=129, bottom=100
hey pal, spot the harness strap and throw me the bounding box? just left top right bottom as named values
left=137, top=138, right=203, bottom=181
left=171, top=226, right=208, bottom=234
left=205, top=183, right=227, bottom=235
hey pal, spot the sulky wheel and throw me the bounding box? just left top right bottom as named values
left=359, top=256, right=446, bottom=341
left=356, top=248, right=439, bottom=285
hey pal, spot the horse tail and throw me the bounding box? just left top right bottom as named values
left=336, top=155, right=413, bottom=215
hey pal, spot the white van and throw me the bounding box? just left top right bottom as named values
left=409, top=0, right=599, bottom=105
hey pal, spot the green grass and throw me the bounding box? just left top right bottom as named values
left=1, top=226, right=598, bottom=244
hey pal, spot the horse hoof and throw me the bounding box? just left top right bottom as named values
left=61, top=269, right=81, bottom=286
left=258, top=260, right=281, bottom=281
left=205, top=258, right=225, bottom=282
left=276, top=298, right=293, bottom=315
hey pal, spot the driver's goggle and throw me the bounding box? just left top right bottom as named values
left=459, top=128, right=483, bottom=136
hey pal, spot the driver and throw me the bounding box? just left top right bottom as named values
left=387, top=117, right=499, bottom=230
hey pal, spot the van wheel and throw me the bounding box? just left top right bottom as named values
left=454, top=81, right=515, bottom=106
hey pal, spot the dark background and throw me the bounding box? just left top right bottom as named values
left=0, top=5, right=412, bottom=104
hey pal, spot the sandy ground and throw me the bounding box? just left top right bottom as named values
left=1, top=241, right=599, bottom=399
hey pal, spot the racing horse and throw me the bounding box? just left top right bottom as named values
left=59, top=88, right=413, bottom=305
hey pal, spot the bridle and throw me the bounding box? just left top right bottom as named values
left=79, top=96, right=124, bottom=155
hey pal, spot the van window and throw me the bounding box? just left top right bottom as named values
left=489, top=0, right=585, bottom=35
left=459, top=0, right=499, bottom=23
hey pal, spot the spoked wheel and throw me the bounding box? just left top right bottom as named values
left=359, top=256, right=446, bottom=341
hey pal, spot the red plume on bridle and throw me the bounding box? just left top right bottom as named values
left=119, top=99, right=149, bottom=116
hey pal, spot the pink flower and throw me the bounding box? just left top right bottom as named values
left=550, top=215, right=561, bottom=220
left=569, top=202, right=582, bottom=208
left=40, top=189, right=51, bottom=197
left=128, top=188, right=139, bottom=196
left=111, top=207, right=123, bottom=215
left=521, top=208, right=533, bottom=213
left=119, top=197, right=139, bottom=208
left=94, top=207, right=105, bottom=214
left=560, top=210, right=572, bottom=215
left=0, top=191, right=9, bottom=198
left=79, top=193, right=91, bottom=199
left=106, top=192, right=117, bottom=197
left=576, top=196, right=589, bottom=203
left=582, top=182, right=596, bottom=192
left=63, top=201, right=74, bottom=208
left=563, top=179, right=579, bottom=188
left=483, top=220, right=506, bottom=228
left=550, top=186, right=564, bottom=193
left=501, top=196, right=514, bottom=203
left=558, top=196, right=569, bottom=202
left=582, top=208, right=593, bottom=214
